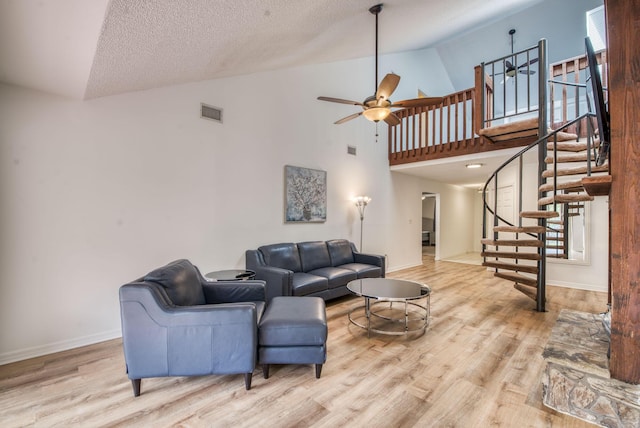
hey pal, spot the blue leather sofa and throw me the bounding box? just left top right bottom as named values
left=119, top=259, right=266, bottom=396
left=246, top=239, right=385, bottom=301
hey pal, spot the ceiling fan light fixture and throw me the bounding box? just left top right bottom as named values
left=363, top=106, right=391, bottom=122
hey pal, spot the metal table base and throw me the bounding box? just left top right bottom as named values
left=348, top=295, right=430, bottom=337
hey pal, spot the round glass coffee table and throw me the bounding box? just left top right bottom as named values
left=347, top=278, right=431, bottom=337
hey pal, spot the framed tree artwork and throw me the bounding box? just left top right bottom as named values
left=284, top=165, right=327, bottom=223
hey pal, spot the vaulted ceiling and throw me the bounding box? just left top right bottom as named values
left=0, top=0, right=541, bottom=100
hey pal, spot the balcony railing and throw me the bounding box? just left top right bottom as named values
left=388, top=40, right=546, bottom=166
left=388, top=88, right=480, bottom=165
left=549, top=50, right=607, bottom=135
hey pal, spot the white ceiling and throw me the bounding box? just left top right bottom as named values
left=0, top=0, right=543, bottom=187
left=0, top=0, right=540, bottom=100
left=391, top=147, right=535, bottom=189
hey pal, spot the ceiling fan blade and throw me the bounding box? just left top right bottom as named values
left=317, top=96, right=364, bottom=106
left=390, top=97, right=444, bottom=108
left=505, top=60, right=514, bottom=69
left=518, top=58, right=539, bottom=68
left=334, top=112, right=363, bottom=124
left=384, top=112, right=401, bottom=126
left=376, top=73, right=400, bottom=102
left=519, top=69, right=536, bottom=75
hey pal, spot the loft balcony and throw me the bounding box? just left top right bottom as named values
left=388, top=41, right=607, bottom=168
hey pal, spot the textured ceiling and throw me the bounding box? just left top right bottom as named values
left=0, top=0, right=541, bottom=100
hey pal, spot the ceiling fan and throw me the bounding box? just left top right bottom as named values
left=317, top=4, right=443, bottom=126
left=499, top=29, right=538, bottom=83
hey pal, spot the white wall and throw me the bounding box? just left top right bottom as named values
left=0, top=47, right=454, bottom=364
left=414, top=180, right=477, bottom=260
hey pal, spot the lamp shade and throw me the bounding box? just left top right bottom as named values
left=354, top=196, right=371, bottom=206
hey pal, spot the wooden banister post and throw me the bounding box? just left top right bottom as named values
left=473, top=65, right=483, bottom=136
left=606, top=0, right=640, bottom=385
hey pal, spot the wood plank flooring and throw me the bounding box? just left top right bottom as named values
left=0, top=256, right=607, bottom=427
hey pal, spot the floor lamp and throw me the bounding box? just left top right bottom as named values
left=354, top=196, right=371, bottom=251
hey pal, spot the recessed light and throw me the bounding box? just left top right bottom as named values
left=466, top=163, right=484, bottom=169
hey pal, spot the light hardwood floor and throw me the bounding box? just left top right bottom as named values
left=0, top=256, right=607, bottom=427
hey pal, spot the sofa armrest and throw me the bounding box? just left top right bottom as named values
left=252, top=266, right=292, bottom=300
left=202, top=280, right=266, bottom=303
left=354, top=252, right=386, bottom=277
left=245, top=249, right=292, bottom=300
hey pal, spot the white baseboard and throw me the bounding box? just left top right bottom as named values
left=548, top=281, right=607, bottom=293
left=387, top=262, right=423, bottom=272
left=0, top=329, right=122, bottom=366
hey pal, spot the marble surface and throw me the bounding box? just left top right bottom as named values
left=542, top=309, right=640, bottom=427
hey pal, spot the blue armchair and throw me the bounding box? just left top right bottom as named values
left=119, top=259, right=266, bottom=396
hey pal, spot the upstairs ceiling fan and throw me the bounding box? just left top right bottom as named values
left=499, top=29, right=538, bottom=83
left=317, top=4, right=443, bottom=126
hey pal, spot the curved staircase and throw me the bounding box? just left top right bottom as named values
left=480, top=37, right=610, bottom=311
left=482, top=118, right=610, bottom=310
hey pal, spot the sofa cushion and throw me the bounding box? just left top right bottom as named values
left=298, top=241, right=332, bottom=272
left=144, top=259, right=206, bottom=306
left=338, top=263, right=382, bottom=279
left=291, top=273, right=328, bottom=296
left=308, top=267, right=357, bottom=289
left=327, top=239, right=355, bottom=266
left=258, top=243, right=302, bottom=272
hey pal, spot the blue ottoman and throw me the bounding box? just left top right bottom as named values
left=258, top=296, right=327, bottom=379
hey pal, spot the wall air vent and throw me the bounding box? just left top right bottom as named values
left=347, top=145, right=357, bottom=155
left=201, top=103, right=223, bottom=123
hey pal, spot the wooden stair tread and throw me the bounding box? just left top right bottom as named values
left=582, top=175, right=612, bottom=196
left=492, top=225, right=546, bottom=233
left=483, top=261, right=538, bottom=274
left=544, top=153, right=596, bottom=163
left=478, top=117, right=538, bottom=142
left=514, top=283, right=538, bottom=301
left=494, top=271, right=538, bottom=287
left=547, top=139, right=600, bottom=152
left=541, top=164, right=609, bottom=178
left=481, top=251, right=541, bottom=260
left=546, top=131, right=579, bottom=142
left=520, top=211, right=559, bottom=219
left=481, top=238, right=543, bottom=247
left=538, top=193, right=594, bottom=206
left=539, top=179, right=584, bottom=192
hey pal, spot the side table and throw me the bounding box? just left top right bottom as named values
left=204, top=269, right=256, bottom=281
